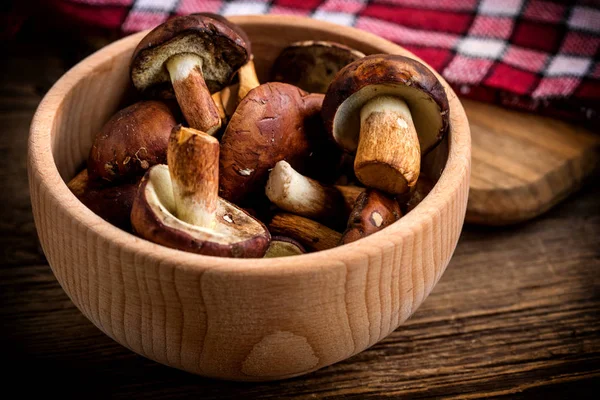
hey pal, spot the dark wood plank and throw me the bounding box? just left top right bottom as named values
left=1, top=27, right=599, bottom=399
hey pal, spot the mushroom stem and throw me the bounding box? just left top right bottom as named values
left=215, top=60, right=260, bottom=119
left=237, top=60, right=260, bottom=102
left=211, top=91, right=227, bottom=122
left=218, top=83, right=239, bottom=118
left=354, top=95, right=421, bottom=194
left=166, top=53, right=221, bottom=135
left=167, top=126, right=219, bottom=228
left=269, top=214, right=342, bottom=252
left=266, top=161, right=363, bottom=223
left=212, top=60, right=260, bottom=121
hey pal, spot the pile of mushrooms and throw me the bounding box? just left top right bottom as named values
left=68, top=13, right=449, bottom=258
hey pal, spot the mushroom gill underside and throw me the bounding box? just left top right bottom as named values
left=134, top=165, right=268, bottom=256
left=332, top=84, right=446, bottom=154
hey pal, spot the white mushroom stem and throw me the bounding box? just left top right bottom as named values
left=166, top=53, right=221, bottom=135
left=167, top=126, right=219, bottom=228
left=237, top=60, right=260, bottom=102
left=266, top=161, right=364, bottom=221
left=354, top=95, right=421, bottom=195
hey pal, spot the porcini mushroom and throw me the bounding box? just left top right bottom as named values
left=269, top=214, right=342, bottom=252
left=130, top=14, right=249, bottom=134
left=263, top=236, right=306, bottom=258
left=322, top=54, right=449, bottom=195
left=340, top=190, right=402, bottom=245
left=271, top=40, right=365, bottom=93
left=219, top=82, right=325, bottom=204
left=265, top=160, right=363, bottom=228
left=68, top=169, right=139, bottom=231
left=131, top=126, right=270, bottom=258
left=87, top=100, right=178, bottom=183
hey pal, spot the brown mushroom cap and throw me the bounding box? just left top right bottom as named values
left=68, top=169, right=139, bottom=231
left=130, top=14, right=249, bottom=94
left=340, top=189, right=402, bottom=245
left=131, top=164, right=270, bottom=258
left=192, top=12, right=252, bottom=55
left=263, top=236, right=306, bottom=258
left=322, top=54, right=449, bottom=155
left=271, top=40, right=365, bottom=94
left=219, top=82, right=324, bottom=204
left=87, top=101, right=178, bottom=184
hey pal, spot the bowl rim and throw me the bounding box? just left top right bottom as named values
left=29, top=15, right=470, bottom=274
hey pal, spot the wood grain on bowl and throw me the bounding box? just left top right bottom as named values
left=27, top=15, right=470, bottom=381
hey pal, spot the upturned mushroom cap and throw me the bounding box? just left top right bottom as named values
left=271, top=40, right=365, bottom=94
left=131, top=165, right=270, bottom=258
left=68, top=169, right=139, bottom=231
left=322, top=54, right=449, bottom=155
left=219, top=82, right=325, bottom=204
left=340, top=189, right=402, bottom=245
left=130, top=13, right=249, bottom=94
left=87, top=101, right=178, bottom=183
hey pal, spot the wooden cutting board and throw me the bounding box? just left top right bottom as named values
left=463, top=99, right=599, bottom=225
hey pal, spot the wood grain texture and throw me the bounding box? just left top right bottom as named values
left=27, top=16, right=470, bottom=381
left=4, top=20, right=600, bottom=398
left=465, top=99, right=600, bottom=225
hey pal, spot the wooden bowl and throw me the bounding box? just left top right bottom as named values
left=28, top=15, right=470, bottom=381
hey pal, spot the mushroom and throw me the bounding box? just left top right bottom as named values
left=322, top=54, right=450, bottom=195
left=397, top=175, right=435, bottom=214
left=131, top=126, right=270, bottom=258
left=208, top=66, right=260, bottom=125
left=87, top=100, right=178, bottom=184
left=265, top=160, right=363, bottom=228
left=68, top=169, right=139, bottom=231
left=269, top=213, right=342, bottom=252
left=263, top=236, right=306, bottom=258
left=236, top=60, right=261, bottom=102
left=219, top=82, right=326, bottom=204
left=211, top=91, right=227, bottom=122
left=271, top=40, right=365, bottom=94
left=340, top=190, right=402, bottom=245
left=215, top=60, right=261, bottom=120
left=130, top=14, right=249, bottom=134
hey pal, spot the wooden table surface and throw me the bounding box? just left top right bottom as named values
left=2, top=27, right=599, bottom=399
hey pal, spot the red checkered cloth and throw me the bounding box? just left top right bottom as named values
left=31, top=0, right=600, bottom=124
